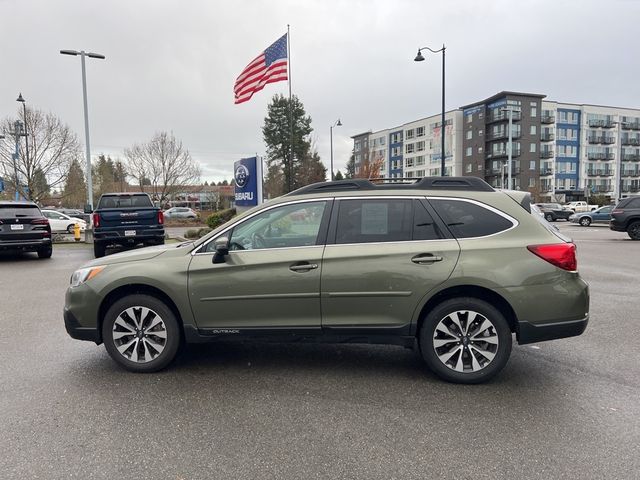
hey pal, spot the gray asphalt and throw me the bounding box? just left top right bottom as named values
left=0, top=224, right=639, bottom=479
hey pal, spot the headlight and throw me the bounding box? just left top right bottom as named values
left=70, top=266, right=105, bottom=287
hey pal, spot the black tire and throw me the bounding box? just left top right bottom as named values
left=157, top=237, right=165, bottom=245
left=37, top=246, right=53, bottom=259
left=628, top=221, right=640, bottom=240
left=579, top=217, right=591, bottom=227
left=93, top=242, right=106, bottom=258
left=419, top=297, right=512, bottom=384
left=67, top=224, right=75, bottom=234
left=102, top=294, right=181, bottom=373
left=544, top=213, right=554, bottom=222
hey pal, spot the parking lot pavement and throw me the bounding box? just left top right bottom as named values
left=1, top=236, right=639, bottom=479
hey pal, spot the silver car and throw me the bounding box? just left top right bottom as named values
left=163, top=207, right=198, bottom=219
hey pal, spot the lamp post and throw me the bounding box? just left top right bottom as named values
left=60, top=49, right=105, bottom=210
left=16, top=94, right=30, bottom=183
left=414, top=44, right=446, bottom=176
left=330, top=119, right=342, bottom=181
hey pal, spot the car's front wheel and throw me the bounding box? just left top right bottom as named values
left=419, top=297, right=512, bottom=384
left=628, top=221, right=640, bottom=240
left=544, top=213, right=554, bottom=222
left=102, top=294, right=181, bottom=372
left=579, top=217, right=592, bottom=227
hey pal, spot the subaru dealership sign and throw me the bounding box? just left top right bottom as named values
left=234, top=156, right=263, bottom=208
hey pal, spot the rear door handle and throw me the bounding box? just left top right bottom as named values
left=411, top=254, right=443, bottom=264
left=289, top=262, right=318, bottom=272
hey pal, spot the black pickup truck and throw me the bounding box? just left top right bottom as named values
left=92, top=193, right=165, bottom=258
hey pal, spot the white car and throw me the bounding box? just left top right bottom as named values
left=41, top=210, right=87, bottom=233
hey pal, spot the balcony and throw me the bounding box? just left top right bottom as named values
left=594, top=185, right=612, bottom=193
left=587, top=152, right=615, bottom=161
left=622, top=122, right=640, bottom=130
left=541, top=186, right=554, bottom=192
left=540, top=133, right=555, bottom=142
left=588, top=119, right=615, bottom=128
left=485, top=131, right=521, bottom=141
left=623, top=154, right=640, bottom=161
left=485, top=168, right=503, bottom=176
left=541, top=115, right=555, bottom=124
left=621, top=171, right=639, bottom=177
left=485, top=148, right=521, bottom=159
left=487, top=111, right=522, bottom=123
left=622, top=137, right=640, bottom=146
left=588, top=136, right=616, bottom=144
left=540, top=150, right=554, bottom=159
left=540, top=168, right=553, bottom=176
left=622, top=186, right=640, bottom=192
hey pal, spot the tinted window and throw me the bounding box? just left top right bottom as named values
left=336, top=199, right=413, bottom=244
left=429, top=198, right=513, bottom=238
left=98, top=195, right=153, bottom=209
left=221, top=201, right=327, bottom=251
left=413, top=201, right=445, bottom=240
left=627, top=198, right=640, bottom=208
left=0, top=205, right=42, bottom=218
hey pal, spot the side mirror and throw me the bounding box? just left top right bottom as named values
left=84, top=203, right=93, bottom=214
left=212, top=236, right=229, bottom=264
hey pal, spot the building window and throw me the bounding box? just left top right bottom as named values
left=530, top=125, right=537, bottom=135
left=406, top=129, right=415, bottom=139
left=466, top=130, right=473, bottom=140
left=529, top=178, right=536, bottom=188
left=531, top=107, right=537, bottom=117
left=380, top=137, right=386, bottom=145
left=406, top=158, right=414, bottom=168
left=478, top=147, right=483, bottom=153
left=355, top=154, right=361, bottom=162
left=416, top=170, right=425, bottom=177
left=354, top=142, right=361, bottom=152
left=415, top=155, right=425, bottom=166
left=530, top=143, right=537, bottom=153
left=416, top=141, right=425, bottom=152
left=530, top=160, right=536, bottom=170
left=466, top=147, right=472, bottom=157
left=416, top=126, right=425, bottom=137
left=465, top=163, right=473, bottom=173
left=467, top=114, right=473, bottom=123
left=479, top=129, right=483, bottom=136
left=405, top=143, right=415, bottom=154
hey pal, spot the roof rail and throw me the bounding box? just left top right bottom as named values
left=287, top=176, right=495, bottom=196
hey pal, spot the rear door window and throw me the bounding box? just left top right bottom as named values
left=335, top=199, right=413, bottom=244
left=429, top=198, right=514, bottom=238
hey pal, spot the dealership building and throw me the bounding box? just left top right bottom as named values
left=352, top=91, right=640, bottom=201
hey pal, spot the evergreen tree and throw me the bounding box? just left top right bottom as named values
left=62, top=158, right=87, bottom=208
left=297, top=151, right=327, bottom=186
left=345, top=152, right=356, bottom=179
left=334, top=170, right=344, bottom=181
left=262, top=94, right=313, bottom=193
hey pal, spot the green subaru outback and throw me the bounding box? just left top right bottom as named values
left=64, top=177, right=589, bottom=383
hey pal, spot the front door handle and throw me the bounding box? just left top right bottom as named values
left=289, top=262, right=318, bottom=272
left=411, top=254, right=443, bottom=265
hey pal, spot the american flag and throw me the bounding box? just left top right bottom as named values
left=234, top=34, right=288, bottom=104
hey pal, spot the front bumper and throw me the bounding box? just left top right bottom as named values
left=64, top=285, right=102, bottom=344
left=64, top=307, right=100, bottom=343
left=518, top=315, right=589, bottom=345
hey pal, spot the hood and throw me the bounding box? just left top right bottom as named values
left=84, top=242, right=189, bottom=267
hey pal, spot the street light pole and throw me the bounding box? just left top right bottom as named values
left=414, top=44, right=446, bottom=176
left=60, top=49, right=105, bottom=210
left=330, top=119, right=342, bottom=181
left=16, top=94, right=30, bottom=183
left=9, top=120, right=23, bottom=200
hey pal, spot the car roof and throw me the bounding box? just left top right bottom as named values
left=0, top=200, right=39, bottom=207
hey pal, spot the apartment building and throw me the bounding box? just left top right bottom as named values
left=352, top=91, right=640, bottom=201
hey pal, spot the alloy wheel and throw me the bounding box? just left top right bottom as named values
left=432, top=310, right=499, bottom=373
left=112, top=306, right=168, bottom=363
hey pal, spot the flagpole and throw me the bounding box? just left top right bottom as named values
left=287, top=24, right=293, bottom=193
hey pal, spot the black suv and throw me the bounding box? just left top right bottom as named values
left=0, top=201, right=53, bottom=258
left=534, top=203, right=572, bottom=222
left=610, top=197, right=640, bottom=240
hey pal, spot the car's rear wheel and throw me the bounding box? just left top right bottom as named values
left=93, top=242, right=106, bottom=258
left=37, top=246, right=52, bottom=259
left=579, top=217, right=591, bottom=227
left=67, top=224, right=75, bottom=233
left=544, top=213, right=554, bottom=222
left=102, top=294, right=181, bottom=373
left=419, top=297, right=512, bottom=384
left=628, top=221, right=640, bottom=240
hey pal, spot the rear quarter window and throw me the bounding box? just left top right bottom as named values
left=429, top=198, right=514, bottom=238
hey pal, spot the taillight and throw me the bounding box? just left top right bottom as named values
left=612, top=209, right=624, bottom=215
left=31, top=218, right=49, bottom=225
left=158, top=211, right=164, bottom=225
left=527, top=243, right=577, bottom=271
left=92, top=213, right=100, bottom=228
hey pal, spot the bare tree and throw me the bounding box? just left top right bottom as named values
left=0, top=107, right=81, bottom=202
left=355, top=152, right=384, bottom=180
left=124, top=131, right=200, bottom=203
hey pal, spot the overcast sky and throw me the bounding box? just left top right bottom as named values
left=1, top=0, right=639, bottom=183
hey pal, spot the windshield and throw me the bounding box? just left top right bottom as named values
left=0, top=205, right=42, bottom=218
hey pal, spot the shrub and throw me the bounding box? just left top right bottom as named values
left=184, top=229, right=200, bottom=239
left=206, top=208, right=237, bottom=229
left=197, top=227, right=212, bottom=238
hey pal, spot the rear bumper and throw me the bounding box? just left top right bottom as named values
left=609, top=221, right=626, bottom=232
left=518, top=315, right=588, bottom=345
left=0, top=238, right=51, bottom=251
left=94, top=228, right=165, bottom=244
